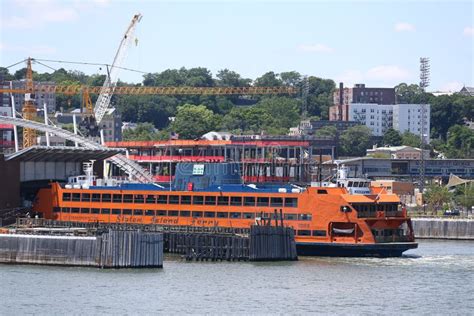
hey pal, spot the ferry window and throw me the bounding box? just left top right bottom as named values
left=112, top=194, right=122, bottom=203
left=133, top=210, right=143, bottom=216
left=61, top=207, right=70, bottom=213
left=192, top=211, right=203, bottom=218
left=91, top=194, right=101, bottom=202
left=123, top=209, right=132, bottom=215
left=340, top=206, right=351, bottom=213
left=91, top=208, right=100, bottom=214
left=82, top=193, right=91, bottom=202
left=112, top=209, right=121, bottom=215
left=53, top=207, right=60, bottom=213
left=169, top=195, right=179, bottom=204
left=257, top=197, right=269, bottom=207
left=312, top=230, right=326, bottom=237
left=145, top=210, right=155, bottom=216
left=102, top=194, right=111, bottom=202
left=230, top=212, right=241, bottom=219
left=62, top=193, right=71, bottom=201
left=72, top=193, right=81, bottom=202
left=134, top=195, right=144, bottom=203
left=145, top=195, right=156, bottom=204
left=101, top=208, right=110, bottom=214
left=218, top=196, right=229, bottom=206
left=270, top=197, right=283, bottom=207
left=216, top=212, right=229, bottom=218
left=284, top=213, right=297, bottom=220
left=348, top=181, right=353, bottom=187
left=180, top=210, right=190, bottom=217
left=205, top=196, right=216, bottom=205
left=297, top=230, right=311, bottom=236
left=157, top=210, right=167, bottom=216
left=204, top=211, right=216, bottom=218
left=244, top=197, right=255, bottom=206
left=284, top=198, right=298, bottom=207
left=123, top=194, right=133, bottom=203
left=157, top=195, right=168, bottom=204
left=230, top=197, right=242, bottom=206
left=317, top=189, right=327, bottom=194
left=243, top=212, right=255, bottom=219
left=181, top=195, right=191, bottom=205
left=71, top=208, right=80, bottom=213
left=299, top=214, right=312, bottom=221
left=193, top=196, right=204, bottom=205
left=80, top=208, right=90, bottom=214
left=168, top=210, right=179, bottom=217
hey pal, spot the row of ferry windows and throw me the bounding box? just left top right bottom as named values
left=54, top=207, right=312, bottom=221
left=62, top=193, right=298, bottom=208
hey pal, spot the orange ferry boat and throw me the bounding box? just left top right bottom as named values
left=33, top=163, right=417, bottom=257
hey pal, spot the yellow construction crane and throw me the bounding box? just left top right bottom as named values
left=2, top=84, right=297, bottom=96
left=0, top=59, right=297, bottom=148
left=21, top=57, right=37, bottom=148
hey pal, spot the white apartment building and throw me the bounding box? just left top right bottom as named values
left=0, top=80, right=56, bottom=113
left=349, top=103, right=430, bottom=141
left=348, top=103, right=393, bottom=136
left=393, top=104, right=431, bottom=143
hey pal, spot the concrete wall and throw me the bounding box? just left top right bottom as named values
left=0, top=230, right=164, bottom=268
left=20, top=161, right=81, bottom=182
left=412, top=218, right=474, bottom=240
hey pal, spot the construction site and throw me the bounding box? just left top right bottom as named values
left=0, top=13, right=340, bottom=221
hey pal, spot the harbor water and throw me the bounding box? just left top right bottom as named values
left=1, top=240, right=473, bottom=315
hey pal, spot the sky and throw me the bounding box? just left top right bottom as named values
left=0, top=0, right=473, bottom=92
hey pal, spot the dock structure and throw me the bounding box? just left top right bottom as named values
left=0, top=228, right=163, bottom=268
left=7, top=218, right=298, bottom=262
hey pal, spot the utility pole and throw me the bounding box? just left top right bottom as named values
left=419, top=57, right=430, bottom=197
left=302, top=75, right=309, bottom=120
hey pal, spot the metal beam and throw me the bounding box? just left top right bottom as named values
left=0, top=116, right=154, bottom=183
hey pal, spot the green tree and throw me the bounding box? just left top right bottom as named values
left=123, top=122, right=165, bottom=141
left=395, top=83, right=423, bottom=103
left=339, top=125, right=373, bottom=156
left=170, top=104, right=218, bottom=139
left=254, top=71, right=282, bottom=87
left=305, top=76, right=335, bottom=119
left=0, top=67, right=15, bottom=81
left=280, top=71, right=302, bottom=87
left=401, top=131, right=421, bottom=147
left=257, top=97, right=300, bottom=131
left=445, top=125, right=474, bottom=158
left=216, top=69, right=251, bottom=87
left=383, top=128, right=402, bottom=146
left=315, top=126, right=337, bottom=138
left=430, top=94, right=464, bottom=139
left=424, top=185, right=453, bottom=214
left=455, top=184, right=474, bottom=214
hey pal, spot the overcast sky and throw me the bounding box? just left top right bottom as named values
left=1, top=0, right=473, bottom=91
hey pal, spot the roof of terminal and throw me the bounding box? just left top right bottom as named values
left=5, top=146, right=123, bottom=162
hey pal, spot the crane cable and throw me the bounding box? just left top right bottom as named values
left=3, top=58, right=149, bottom=74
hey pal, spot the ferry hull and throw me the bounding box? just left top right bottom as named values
left=296, top=242, right=418, bottom=257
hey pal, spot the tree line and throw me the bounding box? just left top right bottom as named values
left=0, top=66, right=472, bottom=158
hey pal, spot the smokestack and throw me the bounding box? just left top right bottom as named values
left=339, top=82, right=344, bottom=105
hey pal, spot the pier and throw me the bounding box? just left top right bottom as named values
left=412, top=218, right=474, bottom=240
left=0, top=228, right=164, bottom=268
left=0, top=218, right=297, bottom=266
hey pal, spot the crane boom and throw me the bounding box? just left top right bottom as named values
left=94, top=13, right=142, bottom=124
left=0, top=85, right=297, bottom=95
